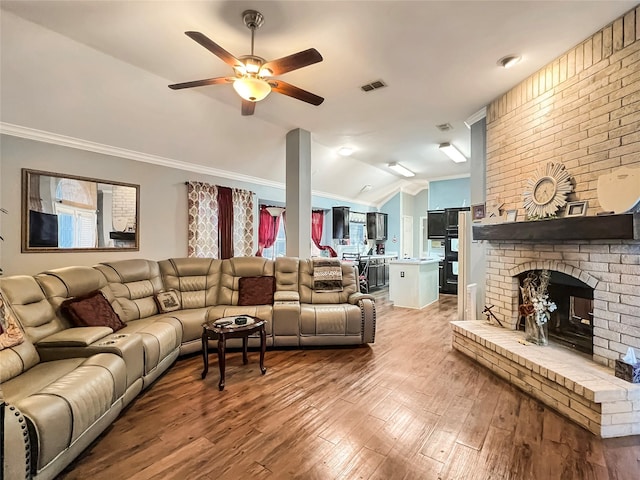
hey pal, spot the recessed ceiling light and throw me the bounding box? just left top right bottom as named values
left=338, top=146, right=354, bottom=156
left=497, top=55, right=522, bottom=68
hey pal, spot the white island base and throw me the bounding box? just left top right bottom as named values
left=388, top=259, right=440, bottom=309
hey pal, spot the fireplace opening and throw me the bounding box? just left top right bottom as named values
left=518, top=271, right=594, bottom=355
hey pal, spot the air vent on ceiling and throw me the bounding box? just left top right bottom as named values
left=361, top=80, right=387, bottom=92
left=436, top=123, right=453, bottom=132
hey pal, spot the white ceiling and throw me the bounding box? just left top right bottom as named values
left=1, top=1, right=636, bottom=206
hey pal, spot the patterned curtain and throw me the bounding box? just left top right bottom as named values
left=187, top=182, right=219, bottom=258
left=232, top=188, right=254, bottom=257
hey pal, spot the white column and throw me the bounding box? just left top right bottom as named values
left=285, top=128, right=312, bottom=258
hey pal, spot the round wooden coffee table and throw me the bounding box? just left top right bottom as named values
left=201, top=315, right=267, bottom=391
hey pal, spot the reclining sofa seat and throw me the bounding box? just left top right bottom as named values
left=158, top=257, right=223, bottom=354
left=298, top=259, right=376, bottom=346
left=0, top=272, right=143, bottom=400
left=0, top=305, right=129, bottom=480
left=33, top=266, right=145, bottom=397
left=94, top=259, right=181, bottom=387
left=206, top=256, right=276, bottom=348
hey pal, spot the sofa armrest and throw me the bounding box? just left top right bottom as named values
left=3, top=400, right=31, bottom=480
left=348, top=292, right=375, bottom=304
left=274, top=291, right=300, bottom=302
left=36, top=327, right=114, bottom=347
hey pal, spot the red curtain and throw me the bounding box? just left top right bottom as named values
left=256, top=206, right=281, bottom=256
left=217, top=186, right=233, bottom=259
left=312, top=210, right=337, bottom=257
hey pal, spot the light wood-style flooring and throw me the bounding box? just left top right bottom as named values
left=60, top=291, right=640, bottom=479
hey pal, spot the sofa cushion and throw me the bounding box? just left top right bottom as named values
left=238, top=276, right=275, bottom=306
left=155, top=290, right=181, bottom=313
left=60, top=290, right=126, bottom=332
left=0, top=289, right=24, bottom=349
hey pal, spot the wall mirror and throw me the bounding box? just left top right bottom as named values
left=22, top=169, right=139, bottom=252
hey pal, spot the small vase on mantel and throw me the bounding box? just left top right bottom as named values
left=525, top=314, right=548, bottom=346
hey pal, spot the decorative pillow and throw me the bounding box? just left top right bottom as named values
left=0, top=289, right=25, bottom=350
left=60, top=290, right=126, bottom=332
left=238, top=276, right=276, bottom=306
left=155, top=290, right=181, bottom=313
left=312, top=258, right=344, bottom=292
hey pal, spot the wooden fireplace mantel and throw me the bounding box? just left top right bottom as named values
left=472, top=213, right=639, bottom=241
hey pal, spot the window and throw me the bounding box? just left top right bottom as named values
left=262, top=220, right=286, bottom=259
left=54, top=203, right=97, bottom=248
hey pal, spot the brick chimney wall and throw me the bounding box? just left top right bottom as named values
left=482, top=7, right=640, bottom=367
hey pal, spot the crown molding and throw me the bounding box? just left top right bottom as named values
left=464, top=107, right=487, bottom=128
left=0, top=122, right=380, bottom=208
left=0, top=122, right=285, bottom=189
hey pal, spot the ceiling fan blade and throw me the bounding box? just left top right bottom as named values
left=168, top=76, right=234, bottom=90
left=270, top=80, right=324, bottom=106
left=241, top=100, right=256, bottom=116
left=262, top=48, right=323, bottom=76
left=185, top=31, right=243, bottom=69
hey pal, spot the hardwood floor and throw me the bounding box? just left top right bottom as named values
left=60, top=291, right=640, bottom=480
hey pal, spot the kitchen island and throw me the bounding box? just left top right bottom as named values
left=388, top=258, right=440, bottom=309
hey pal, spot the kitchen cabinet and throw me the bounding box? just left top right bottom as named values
left=332, top=206, right=350, bottom=239
left=350, top=255, right=395, bottom=290
left=427, top=210, right=446, bottom=239
left=367, top=212, right=388, bottom=241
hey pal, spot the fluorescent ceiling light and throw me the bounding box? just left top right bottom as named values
left=439, top=143, right=467, bottom=163
left=388, top=162, right=415, bottom=177
left=338, top=146, right=354, bottom=156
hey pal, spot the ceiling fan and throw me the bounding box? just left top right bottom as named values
left=168, top=10, right=324, bottom=116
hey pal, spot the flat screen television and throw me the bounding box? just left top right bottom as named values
left=29, top=210, right=58, bottom=247
left=427, top=210, right=445, bottom=239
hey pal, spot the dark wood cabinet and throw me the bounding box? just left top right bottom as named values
left=363, top=257, right=392, bottom=289
left=332, top=206, right=350, bottom=239
left=427, top=210, right=445, bottom=239
left=367, top=212, right=387, bottom=241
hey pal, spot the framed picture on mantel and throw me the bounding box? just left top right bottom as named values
left=471, top=203, right=485, bottom=222
left=565, top=200, right=588, bottom=217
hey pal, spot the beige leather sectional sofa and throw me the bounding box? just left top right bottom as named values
left=0, top=256, right=376, bottom=480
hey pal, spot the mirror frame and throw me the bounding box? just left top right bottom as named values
left=22, top=168, right=140, bottom=252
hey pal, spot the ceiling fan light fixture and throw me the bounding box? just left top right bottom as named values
left=233, top=77, right=271, bottom=102
left=439, top=142, right=467, bottom=163
left=388, top=162, right=415, bottom=177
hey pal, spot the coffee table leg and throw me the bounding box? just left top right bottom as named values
left=259, top=324, right=267, bottom=375
left=242, top=336, right=249, bottom=365
left=217, top=334, right=226, bottom=391
left=201, top=330, right=209, bottom=379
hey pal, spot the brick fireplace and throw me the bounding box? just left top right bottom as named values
left=453, top=7, right=640, bottom=438
left=485, top=237, right=639, bottom=367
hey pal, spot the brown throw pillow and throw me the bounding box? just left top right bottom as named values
left=60, top=290, right=126, bottom=332
left=237, top=276, right=276, bottom=306
left=155, top=290, right=181, bottom=313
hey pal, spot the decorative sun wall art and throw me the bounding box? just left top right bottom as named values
left=522, top=162, right=573, bottom=219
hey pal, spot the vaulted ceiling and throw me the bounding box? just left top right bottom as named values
left=1, top=1, right=636, bottom=205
